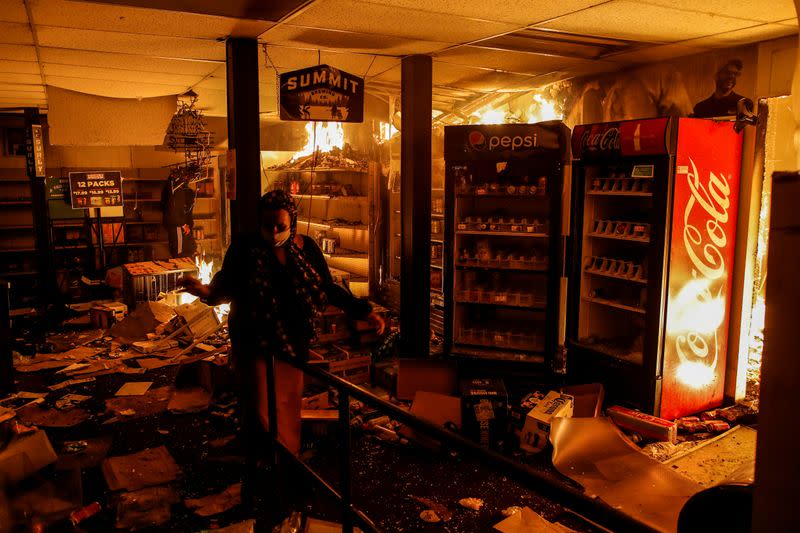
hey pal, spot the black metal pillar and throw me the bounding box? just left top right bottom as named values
left=25, top=109, right=54, bottom=316
left=0, top=281, right=12, bottom=394
left=753, top=171, right=800, bottom=532
left=399, top=55, right=432, bottom=358
left=225, top=39, right=261, bottom=235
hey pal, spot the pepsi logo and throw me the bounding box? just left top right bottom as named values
left=468, top=130, right=486, bottom=150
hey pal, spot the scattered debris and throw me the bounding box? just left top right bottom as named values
left=501, top=506, right=524, bottom=517
left=48, top=377, right=95, bottom=391
left=55, top=393, right=91, bottom=410
left=419, top=510, right=441, bottom=523
left=494, top=506, right=576, bottom=533
left=410, top=495, right=453, bottom=522
left=115, top=485, right=180, bottom=530
left=62, top=441, right=89, bottom=454
left=167, top=386, right=212, bottom=414
left=16, top=404, right=91, bottom=428
left=102, top=446, right=181, bottom=492
left=56, top=436, right=113, bottom=470
left=115, top=381, right=154, bottom=396
left=184, top=483, right=242, bottom=516
left=458, top=497, right=484, bottom=510
left=0, top=429, right=58, bottom=485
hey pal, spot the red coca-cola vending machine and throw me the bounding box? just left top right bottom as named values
left=567, top=117, right=742, bottom=419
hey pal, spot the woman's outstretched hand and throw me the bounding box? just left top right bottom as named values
left=178, top=275, right=211, bottom=300
left=366, top=311, right=386, bottom=335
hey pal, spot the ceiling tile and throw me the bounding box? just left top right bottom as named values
left=192, top=87, right=227, bottom=116
left=35, top=26, right=226, bottom=61
left=0, top=60, right=40, bottom=74
left=0, top=83, right=46, bottom=93
left=45, top=76, right=188, bottom=98
left=682, top=23, right=799, bottom=48
left=81, top=0, right=307, bottom=22
left=289, top=0, right=517, bottom=44
left=432, top=62, right=541, bottom=92
left=261, top=24, right=451, bottom=55
left=535, top=0, right=761, bottom=42
left=37, top=47, right=221, bottom=75
left=0, top=88, right=46, bottom=98
left=0, top=73, right=43, bottom=84
left=0, top=44, right=38, bottom=62
left=42, top=64, right=204, bottom=86
left=363, top=0, right=608, bottom=25
left=30, top=0, right=274, bottom=39
left=605, top=43, right=710, bottom=65
left=777, top=18, right=798, bottom=26
left=631, top=0, right=796, bottom=24
left=0, top=99, right=47, bottom=107
left=0, top=22, right=34, bottom=45
left=434, top=46, right=586, bottom=74
left=0, top=0, right=28, bottom=24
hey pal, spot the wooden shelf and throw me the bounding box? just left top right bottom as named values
left=583, top=296, right=646, bottom=314
left=0, top=201, right=32, bottom=205
left=123, top=198, right=160, bottom=203
left=584, top=268, right=647, bottom=284
left=431, top=213, right=444, bottom=218
left=0, top=248, right=35, bottom=253
left=456, top=230, right=548, bottom=238
left=1, top=225, right=33, bottom=230
left=587, top=232, right=649, bottom=243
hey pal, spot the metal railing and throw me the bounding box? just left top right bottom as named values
left=265, top=353, right=658, bottom=533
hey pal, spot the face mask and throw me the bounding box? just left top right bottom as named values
left=267, top=228, right=291, bottom=247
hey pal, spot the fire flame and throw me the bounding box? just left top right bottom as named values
left=471, top=92, right=563, bottom=125
left=194, top=256, right=230, bottom=320
left=295, top=122, right=345, bottom=159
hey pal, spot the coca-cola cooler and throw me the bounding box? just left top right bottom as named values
left=567, top=117, right=742, bottom=419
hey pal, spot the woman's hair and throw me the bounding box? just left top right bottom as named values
left=258, top=189, right=298, bottom=229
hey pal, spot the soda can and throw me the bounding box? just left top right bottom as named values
left=704, top=420, right=731, bottom=433
left=679, top=421, right=706, bottom=433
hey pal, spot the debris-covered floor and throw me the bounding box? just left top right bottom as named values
left=1, top=297, right=760, bottom=532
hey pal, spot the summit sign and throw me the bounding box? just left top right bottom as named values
left=279, top=64, right=364, bottom=123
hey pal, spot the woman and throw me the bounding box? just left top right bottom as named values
left=180, top=190, right=384, bottom=505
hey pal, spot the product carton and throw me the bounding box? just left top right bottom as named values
left=460, top=378, right=508, bottom=450
left=0, top=429, right=58, bottom=486
left=519, top=391, right=574, bottom=453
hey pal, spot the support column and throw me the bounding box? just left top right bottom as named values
left=25, top=109, right=53, bottom=315
left=226, top=38, right=261, bottom=235
left=399, top=55, right=432, bottom=357
left=752, top=171, right=800, bottom=531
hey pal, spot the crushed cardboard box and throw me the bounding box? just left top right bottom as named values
left=520, top=391, right=574, bottom=453
left=0, top=429, right=57, bottom=486
left=102, top=446, right=181, bottom=492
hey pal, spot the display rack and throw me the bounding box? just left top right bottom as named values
left=266, top=165, right=377, bottom=297
left=443, top=122, right=570, bottom=366
left=568, top=118, right=742, bottom=419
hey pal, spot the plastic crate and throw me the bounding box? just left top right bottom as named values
left=122, top=258, right=197, bottom=310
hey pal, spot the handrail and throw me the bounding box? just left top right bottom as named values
left=267, top=352, right=658, bottom=533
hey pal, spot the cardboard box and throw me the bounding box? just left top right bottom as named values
left=397, top=359, right=458, bottom=401
left=90, top=301, right=128, bottom=329
left=460, top=378, right=508, bottom=450
left=0, top=429, right=58, bottom=486
left=607, top=405, right=677, bottom=443
left=520, top=391, right=574, bottom=453
left=398, top=391, right=461, bottom=449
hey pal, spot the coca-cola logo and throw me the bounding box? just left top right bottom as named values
left=674, top=157, right=732, bottom=372
left=580, top=127, right=621, bottom=152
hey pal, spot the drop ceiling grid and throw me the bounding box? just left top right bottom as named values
left=351, top=0, right=611, bottom=26
left=260, top=24, right=453, bottom=56
left=628, top=0, right=797, bottom=24
left=0, top=0, right=29, bottom=24
left=43, top=76, right=191, bottom=98
left=0, top=21, right=35, bottom=45
left=34, top=26, right=227, bottom=61
left=287, top=0, right=519, bottom=45
left=37, top=48, right=223, bottom=76
left=681, top=23, right=799, bottom=48
left=533, top=0, right=770, bottom=42
left=30, top=0, right=274, bottom=39
left=41, top=63, right=206, bottom=86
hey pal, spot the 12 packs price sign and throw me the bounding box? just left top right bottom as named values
left=68, top=171, right=123, bottom=209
